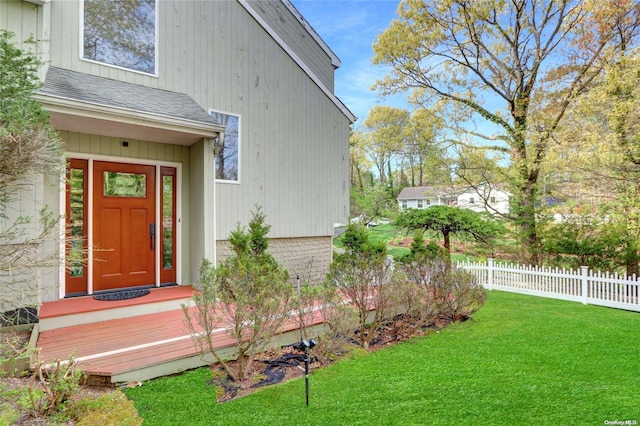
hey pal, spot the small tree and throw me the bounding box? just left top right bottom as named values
left=394, top=206, right=503, bottom=266
left=183, top=208, right=292, bottom=383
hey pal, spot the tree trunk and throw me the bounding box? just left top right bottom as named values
left=511, top=95, right=542, bottom=266
left=442, top=230, right=452, bottom=271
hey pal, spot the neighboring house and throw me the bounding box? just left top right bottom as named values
left=1, top=0, right=354, bottom=312
left=397, top=184, right=511, bottom=216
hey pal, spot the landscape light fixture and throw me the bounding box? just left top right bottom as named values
left=295, top=338, right=317, bottom=406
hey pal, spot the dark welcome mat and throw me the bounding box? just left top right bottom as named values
left=93, top=288, right=151, bottom=301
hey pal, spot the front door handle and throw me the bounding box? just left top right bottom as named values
left=150, top=223, right=156, bottom=250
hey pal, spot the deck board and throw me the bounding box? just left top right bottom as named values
left=35, top=286, right=329, bottom=383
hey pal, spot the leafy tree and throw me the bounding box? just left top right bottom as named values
left=373, top=0, right=640, bottom=264
left=350, top=182, right=396, bottom=226
left=394, top=206, right=503, bottom=263
left=1, top=30, right=64, bottom=320
left=362, top=106, right=410, bottom=190
left=543, top=47, right=640, bottom=275
left=541, top=216, right=627, bottom=272
left=349, top=129, right=372, bottom=194
left=402, top=109, right=450, bottom=187
left=0, top=31, right=63, bottom=193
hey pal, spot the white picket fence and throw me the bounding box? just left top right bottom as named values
left=457, top=259, right=640, bottom=312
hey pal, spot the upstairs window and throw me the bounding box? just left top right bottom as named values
left=417, top=200, right=423, bottom=208
left=82, top=0, right=157, bottom=75
left=210, top=110, right=240, bottom=182
left=402, top=200, right=407, bottom=209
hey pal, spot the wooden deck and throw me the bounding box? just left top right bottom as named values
left=36, top=286, right=209, bottom=385
left=35, top=285, right=324, bottom=385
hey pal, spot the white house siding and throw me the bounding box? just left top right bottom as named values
left=456, top=188, right=511, bottom=216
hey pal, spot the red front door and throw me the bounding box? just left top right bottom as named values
left=93, top=161, right=156, bottom=291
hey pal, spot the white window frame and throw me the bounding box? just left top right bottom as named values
left=209, top=109, right=241, bottom=184
left=79, top=0, right=159, bottom=77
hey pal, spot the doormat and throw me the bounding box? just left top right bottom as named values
left=93, top=289, right=150, bottom=301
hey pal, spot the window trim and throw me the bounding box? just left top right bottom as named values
left=209, top=108, right=241, bottom=184
left=79, top=0, right=160, bottom=77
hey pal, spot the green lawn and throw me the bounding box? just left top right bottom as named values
left=125, top=292, right=640, bottom=425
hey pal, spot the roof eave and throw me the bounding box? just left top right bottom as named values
left=36, top=93, right=225, bottom=145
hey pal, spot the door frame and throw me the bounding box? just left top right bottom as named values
left=59, top=153, right=182, bottom=297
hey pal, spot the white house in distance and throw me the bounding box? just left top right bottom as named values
left=1, top=0, right=354, bottom=314
left=397, top=184, right=511, bottom=216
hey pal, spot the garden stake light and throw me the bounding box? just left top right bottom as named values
left=295, top=339, right=317, bottom=406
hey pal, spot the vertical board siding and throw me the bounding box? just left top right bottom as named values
left=1, top=1, right=40, bottom=50
left=60, top=132, right=188, bottom=163
left=246, top=0, right=334, bottom=91
left=6, top=0, right=350, bottom=255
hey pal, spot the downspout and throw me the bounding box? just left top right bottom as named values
left=212, top=133, right=224, bottom=267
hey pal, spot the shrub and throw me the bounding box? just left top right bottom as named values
left=398, top=258, right=486, bottom=323
left=183, top=207, right=292, bottom=383
left=397, top=230, right=448, bottom=263
left=327, top=224, right=398, bottom=349
left=0, top=328, right=33, bottom=378
left=432, top=267, right=486, bottom=321
left=22, top=355, right=84, bottom=416
left=295, top=278, right=359, bottom=365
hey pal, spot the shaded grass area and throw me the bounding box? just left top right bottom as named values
left=125, top=292, right=640, bottom=425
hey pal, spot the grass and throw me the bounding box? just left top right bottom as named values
left=125, top=292, right=640, bottom=425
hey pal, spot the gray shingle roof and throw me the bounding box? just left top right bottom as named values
left=397, top=186, right=451, bottom=200
left=39, top=66, right=218, bottom=126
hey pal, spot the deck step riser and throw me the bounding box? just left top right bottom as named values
left=38, top=298, right=194, bottom=331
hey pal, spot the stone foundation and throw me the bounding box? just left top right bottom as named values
left=216, top=236, right=333, bottom=285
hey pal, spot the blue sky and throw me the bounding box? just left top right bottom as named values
left=290, top=0, right=404, bottom=125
